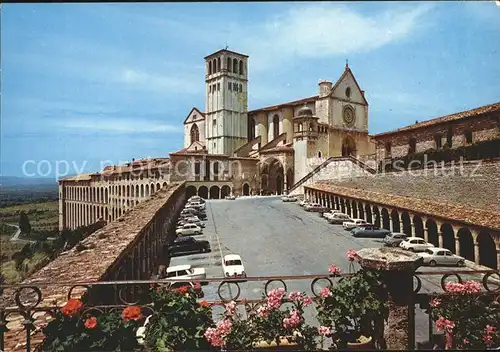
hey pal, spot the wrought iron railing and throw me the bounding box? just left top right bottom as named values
left=1, top=269, right=499, bottom=351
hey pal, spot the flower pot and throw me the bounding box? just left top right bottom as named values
left=346, top=335, right=373, bottom=350
left=253, top=337, right=299, bottom=351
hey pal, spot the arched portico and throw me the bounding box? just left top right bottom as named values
left=243, top=183, right=250, bottom=196
left=261, top=157, right=285, bottom=195
left=477, top=231, right=497, bottom=269
left=441, top=223, right=455, bottom=253
left=198, top=186, right=208, bottom=199
left=457, top=228, right=474, bottom=261
left=209, top=185, right=220, bottom=199
left=221, top=185, right=231, bottom=198
left=341, top=135, right=357, bottom=157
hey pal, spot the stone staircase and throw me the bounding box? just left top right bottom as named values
left=288, top=156, right=376, bottom=196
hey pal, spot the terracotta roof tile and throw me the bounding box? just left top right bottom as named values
left=306, top=182, right=500, bottom=230
left=249, top=95, right=318, bottom=114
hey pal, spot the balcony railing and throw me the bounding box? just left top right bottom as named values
left=1, top=268, right=499, bottom=351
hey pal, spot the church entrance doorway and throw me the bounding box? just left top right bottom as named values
left=341, top=136, right=357, bottom=157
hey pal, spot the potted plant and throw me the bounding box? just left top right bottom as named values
left=316, top=255, right=388, bottom=350
left=40, top=298, right=143, bottom=351
left=251, top=289, right=318, bottom=350
left=205, top=289, right=319, bottom=351
left=143, top=283, right=214, bottom=351
left=427, top=280, right=500, bottom=350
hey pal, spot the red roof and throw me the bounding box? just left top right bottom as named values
left=375, top=102, right=500, bottom=138
left=249, top=95, right=318, bottom=114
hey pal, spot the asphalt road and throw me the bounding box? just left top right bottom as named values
left=167, top=196, right=495, bottom=345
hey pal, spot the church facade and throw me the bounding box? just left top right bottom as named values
left=178, top=48, right=375, bottom=197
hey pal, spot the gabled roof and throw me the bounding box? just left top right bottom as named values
left=374, top=101, right=500, bottom=138
left=183, top=107, right=206, bottom=124
left=248, top=95, right=318, bottom=114
left=329, top=65, right=368, bottom=106
left=174, top=141, right=207, bottom=154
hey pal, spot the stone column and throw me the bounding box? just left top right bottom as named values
left=357, top=248, right=423, bottom=350
left=455, top=239, right=460, bottom=256
left=496, top=249, right=500, bottom=271
left=474, top=243, right=480, bottom=265
left=438, top=232, right=444, bottom=248
left=423, top=227, right=429, bottom=242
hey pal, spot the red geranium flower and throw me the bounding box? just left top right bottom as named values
left=199, top=300, right=210, bottom=308
left=175, top=286, right=190, bottom=294
left=122, top=306, right=142, bottom=321
left=84, top=316, right=97, bottom=329
left=61, top=299, right=84, bottom=317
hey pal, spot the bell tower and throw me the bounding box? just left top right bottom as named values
left=204, top=49, right=249, bottom=155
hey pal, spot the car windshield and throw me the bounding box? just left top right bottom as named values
left=425, top=249, right=434, bottom=254
left=226, top=260, right=242, bottom=266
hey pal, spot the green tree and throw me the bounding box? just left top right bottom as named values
left=19, top=211, right=32, bottom=235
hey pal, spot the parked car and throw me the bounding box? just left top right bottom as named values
left=384, top=232, right=408, bottom=247
left=418, top=248, right=466, bottom=267
left=351, top=225, right=391, bottom=238
left=187, top=200, right=206, bottom=209
left=167, top=237, right=211, bottom=256
left=400, top=237, right=434, bottom=252
left=304, top=203, right=328, bottom=212
left=222, top=254, right=247, bottom=279
left=299, top=200, right=310, bottom=207
left=225, top=195, right=236, bottom=200
left=181, top=208, right=206, bottom=220
left=327, top=213, right=352, bottom=224
left=323, top=209, right=342, bottom=220
left=343, top=218, right=369, bottom=230
left=281, top=195, right=298, bottom=202
left=184, top=216, right=205, bottom=228
left=189, top=196, right=205, bottom=204
left=175, top=223, right=202, bottom=236
left=164, top=264, right=206, bottom=280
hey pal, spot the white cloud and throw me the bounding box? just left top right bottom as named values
left=239, top=4, right=434, bottom=71
left=58, top=117, right=181, bottom=134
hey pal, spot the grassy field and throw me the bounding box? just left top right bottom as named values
left=0, top=200, right=59, bottom=230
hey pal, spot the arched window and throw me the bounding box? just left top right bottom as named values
left=233, top=59, right=238, bottom=73
left=385, top=142, right=392, bottom=158
left=208, top=61, right=212, bottom=75
left=248, top=117, right=256, bottom=140
left=213, top=59, right=217, bottom=73
left=318, top=151, right=322, bottom=158
left=239, top=60, right=244, bottom=75
left=217, top=57, right=221, bottom=72
left=298, top=123, right=303, bottom=132
left=273, top=115, right=280, bottom=139
left=227, top=57, right=232, bottom=72
left=190, top=124, right=200, bottom=144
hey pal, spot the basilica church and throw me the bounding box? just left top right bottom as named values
left=175, top=48, right=375, bottom=197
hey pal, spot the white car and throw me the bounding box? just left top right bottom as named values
left=189, top=196, right=205, bottom=204
left=343, top=219, right=369, bottom=230
left=400, top=237, right=434, bottom=252
left=186, top=201, right=206, bottom=210
left=299, top=200, right=310, bottom=207
left=165, top=264, right=206, bottom=280
left=327, top=213, right=352, bottom=224
left=225, top=195, right=236, bottom=200
left=419, top=248, right=466, bottom=267
left=304, top=203, right=327, bottom=212
left=222, top=254, right=247, bottom=279
left=281, top=195, right=298, bottom=202
left=323, top=209, right=342, bottom=220
left=184, top=216, right=205, bottom=228
left=175, top=223, right=202, bottom=236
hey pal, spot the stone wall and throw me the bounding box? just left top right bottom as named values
left=375, top=110, right=499, bottom=160
left=331, top=160, right=500, bottom=212
left=2, top=182, right=186, bottom=350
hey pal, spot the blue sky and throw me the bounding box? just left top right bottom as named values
left=2, top=2, right=499, bottom=178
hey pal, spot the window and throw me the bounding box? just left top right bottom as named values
left=217, top=57, right=221, bottom=72
left=194, top=162, right=201, bottom=175
left=345, top=87, right=351, bottom=98
left=318, top=151, right=322, bottom=158
left=248, top=117, right=256, bottom=140
left=217, top=83, right=220, bottom=91
left=233, top=82, right=238, bottom=91
left=464, top=129, right=473, bottom=144
left=273, top=115, right=280, bottom=139
left=208, top=61, right=212, bottom=75
left=228, top=82, right=232, bottom=90
left=233, top=58, right=238, bottom=73
left=190, top=124, right=200, bottom=144
left=434, top=134, right=442, bottom=149
left=239, top=60, right=244, bottom=75
left=408, top=137, right=417, bottom=154
left=227, top=57, right=232, bottom=72
left=239, top=84, right=242, bottom=92
left=298, top=123, right=303, bottom=132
